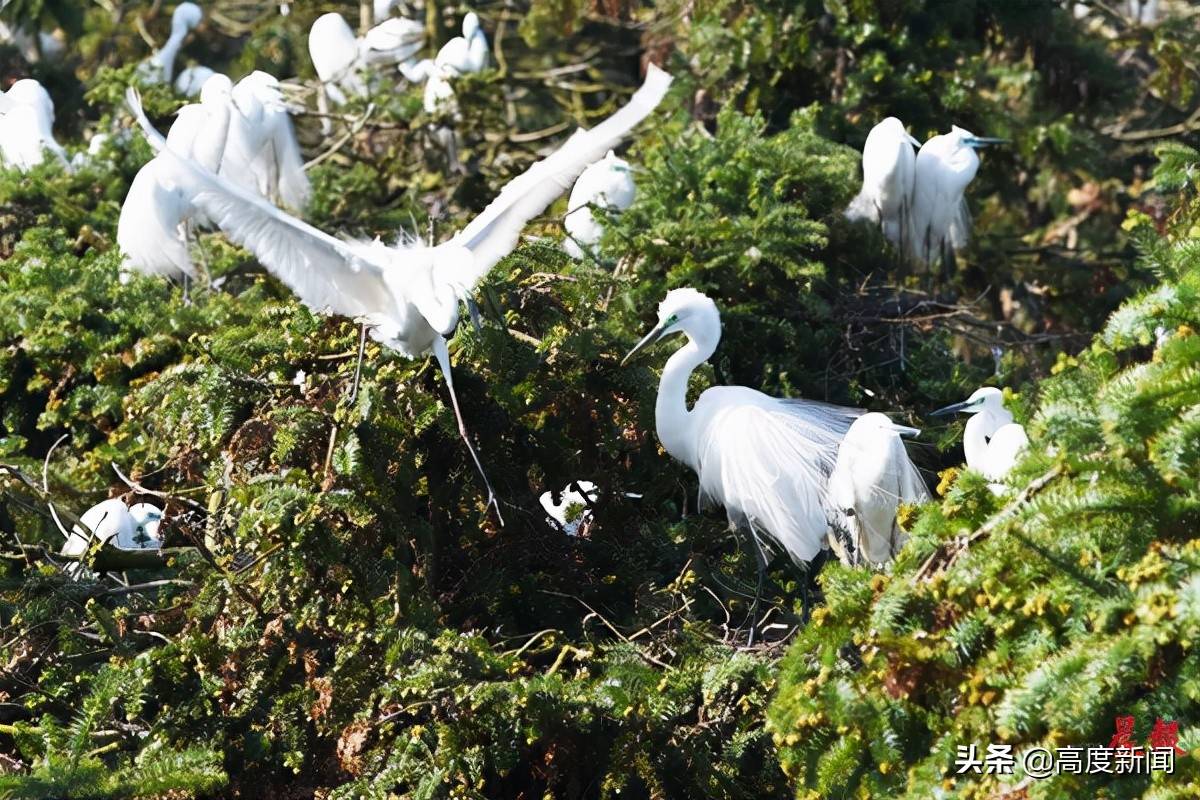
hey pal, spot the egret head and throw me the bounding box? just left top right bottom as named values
left=129, top=503, right=164, bottom=544
left=463, top=12, right=480, bottom=38
left=621, top=288, right=720, bottom=365
left=851, top=411, right=921, bottom=439
left=930, top=386, right=1005, bottom=417
left=950, top=125, right=1007, bottom=150
left=173, top=2, right=203, bottom=32
left=198, top=72, right=232, bottom=104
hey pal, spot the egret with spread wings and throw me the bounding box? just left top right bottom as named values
left=124, top=65, right=672, bottom=523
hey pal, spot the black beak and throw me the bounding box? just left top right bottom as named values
left=930, top=400, right=970, bottom=418
left=964, top=136, right=1008, bottom=149
left=620, top=322, right=670, bottom=366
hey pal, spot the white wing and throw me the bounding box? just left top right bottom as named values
left=985, top=423, right=1029, bottom=481
left=448, top=64, right=672, bottom=287
left=268, top=109, right=311, bottom=210
left=695, top=392, right=861, bottom=563
left=126, top=88, right=391, bottom=322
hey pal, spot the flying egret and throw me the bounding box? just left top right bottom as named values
left=218, top=71, right=310, bottom=210
left=0, top=79, right=70, bottom=170
left=621, top=287, right=862, bottom=626
left=309, top=12, right=424, bottom=107
left=931, top=387, right=1029, bottom=488
left=540, top=481, right=599, bottom=536
left=175, top=65, right=217, bottom=96
left=137, top=3, right=204, bottom=85
left=844, top=117, right=921, bottom=250
left=563, top=150, right=636, bottom=259
left=827, top=413, right=929, bottom=565
left=907, top=126, right=1005, bottom=269
left=126, top=65, right=673, bottom=521
left=118, top=74, right=233, bottom=285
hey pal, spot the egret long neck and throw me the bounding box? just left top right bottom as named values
left=655, top=337, right=710, bottom=470
left=154, top=24, right=189, bottom=74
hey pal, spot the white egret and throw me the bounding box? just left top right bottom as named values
left=137, top=2, right=204, bottom=85
left=0, top=21, right=65, bottom=63
left=844, top=116, right=921, bottom=250
left=175, top=65, right=217, bottom=96
left=218, top=71, right=310, bottom=210
left=401, top=12, right=489, bottom=84
left=827, top=413, right=928, bottom=565
left=540, top=481, right=599, bottom=536
left=931, top=387, right=1029, bottom=487
left=0, top=79, right=69, bottom=170
left=118, top=74, right=233, bottom=285
left=126, top=65, right=672, bottom=521
left=423, top=63, right=458, bottom=114
left=907, top=126, right=1005, bottom=269
left=563, top=150, right=636, bottom=259
left=61, top=499, right=136, bottom=558
left=621, top=288, right=862, bottom=584
left=309, top=12, right=424, bottom=107
left=375, top=0, right=402, bottom=23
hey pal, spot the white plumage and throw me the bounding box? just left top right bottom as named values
left=932, top=387, right=1030, bottom=489
left=218, top=71, right=310, bottom=210
left=622, top=288, right=862, bottom=564
left=309, top=12, right=425, bottom=106
left=125, top=64, right=672, bottom=519
left=844, top=117, right=920, bottom=250
left=563, top=150, right=636, bottom=259
left=400, top=11, right=489, bottom=109
left=907, top=125, right=1003, bottom=269
left=0, top=79, right=70, bottom=170
left=827, top=413, right=929, bottom=565
left=137, top=2, right=204, bottom=85
left=124, top=503, right=165, bottom=550
left=61, top=499, right=164, bottom=562
left=175, top=65, right=217, bottom=97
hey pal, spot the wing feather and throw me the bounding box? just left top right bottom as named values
left=125, top=88, right=391, bottom=322
left=696, top=395, right=860, bottom=563
left=449, top=64, right=672, bottom=286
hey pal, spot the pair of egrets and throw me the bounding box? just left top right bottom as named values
left=622, top=288, right=1029, bottom=573
left=846, top=117, right=1005, bottom=269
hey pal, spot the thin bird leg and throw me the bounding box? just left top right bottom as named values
left=432, top=335, right=505, bottom=526
left=348, top=323, right=368, bottom=405
left=743, top=529, right=768, bottom=647
left=186, top=221, right=212, bottom=289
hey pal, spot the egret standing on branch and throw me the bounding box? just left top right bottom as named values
left=845, top=117, right=921, bottom=251
left=125, top=65, right=673, bottom=522
left=827, top=413, right=929, bottom=565
left=907, top=126, right=1005, bottom=270
left=621, top=288, right=862, bottom=627
left=563, top=150, right=637, bottom=259
left=308, top=12, right=424, bottom=107
left=931, top=387, right=1029, bottom=489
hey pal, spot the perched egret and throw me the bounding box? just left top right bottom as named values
left=907, top=126, right=1005, bottom=269
left=126, top=65, right=672, bottom=521
left=137, top=3, right=204, bottom=85
left=219, top=71, right=310, bottom=210
left=540, top=481, right=598, bottom=536
left=175, top=65, right=217, bottom=96
left=0, top=79, right=69, bottom=170
left=621, top=288, right=862, bottom=573
left=118, top=74, right=233, bottom=284
left=827, top=413, right=929, bottom=565
left=563, top=150, right=636, bottom=259
left=309, top=12, right=424, bottom=106
left=844, top=117, right=921, bottom=250
left=61, top=499, right=136, bottom=557
left=423, top=63, right=458, bottom=114
left=931, top=387, right=1029, bottom=487
left=401, top=12, right=489, bottom=84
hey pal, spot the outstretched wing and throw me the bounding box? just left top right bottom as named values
left=125, top=88, right=390, bottom=322
left=696, top=392, right=861, bottom=564
left=448, top=64, right=672, bottom=287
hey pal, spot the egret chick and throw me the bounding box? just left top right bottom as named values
left=126, top=65, right=672, bottom=522
left=123, top=503, right=165, bottom=550
left=827, top=413, right=928, bottom=565
left=175, top=65, right=217, bottom=97
left=401, top=12, right=489, bottom=83
left=844, top=117, right=920, bottom=250
left=563, top=150, right=636, bottom=259
left=622, top=288, right=861, bottom=571
left=137, top=3, right=204, bottom=85
left=309, top=13, right=424, bottom=107
left=931, top=387, right=1029, bottom=488
left=540, top=481, right=598, bottom=536
left=907, top=126, right=1004, bottom=269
